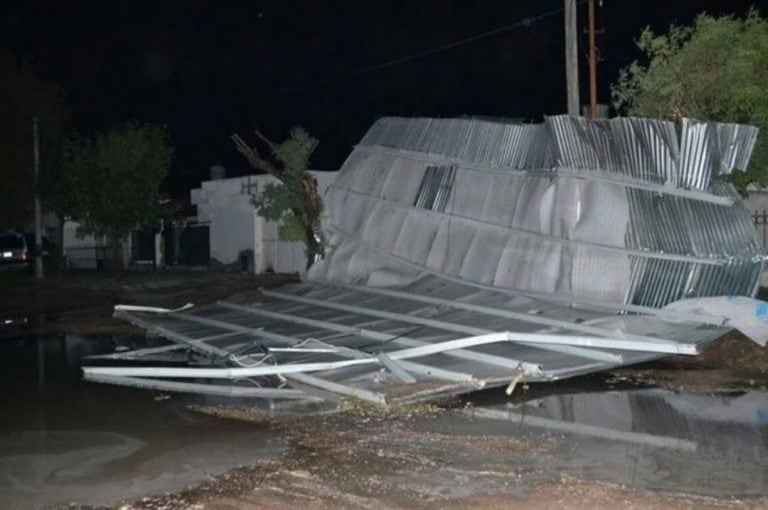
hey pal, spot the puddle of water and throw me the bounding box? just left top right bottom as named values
left=4, top=329, right=767, bottom=504
left=432, top=386, right=768, bottom=497
left=0, top=333, right=283, bottom=510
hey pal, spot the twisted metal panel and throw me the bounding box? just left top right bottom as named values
left=360, top=116, right=552, bottom=169
left=679, top=119, right=760, bottom=189
left=546, top=116, right=759, bottom=191
left=361, top=115, right=757, bottom=194
left=336, top=115, right=764, bottom=309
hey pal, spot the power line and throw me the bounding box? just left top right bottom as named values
left=256, top=4, right=577, bottom=99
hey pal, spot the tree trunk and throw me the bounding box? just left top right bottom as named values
left=304, top=225, right=320, bottom=270
left=110, top=234, right=124, bottom=281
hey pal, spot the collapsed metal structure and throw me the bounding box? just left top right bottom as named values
left=84, top=115, right=764, bottom=406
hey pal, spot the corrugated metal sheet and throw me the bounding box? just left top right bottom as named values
left=361, top=115, right=758, bottom=193
left=325, top=115, right=763, bottom=309
left=678, top=118, right=760, bottom=189
left=84, top=114, right=765, bottom=406
left=360, top=117, right=553, bottom=169
left=86, top=278, right=729, bottom=405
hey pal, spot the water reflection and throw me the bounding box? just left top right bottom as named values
left=465, top=388, right=768, bottom=496
left=0, top=334, right=283, bottom=509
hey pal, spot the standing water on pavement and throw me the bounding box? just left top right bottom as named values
left=0, top=329, right=283, bottom=509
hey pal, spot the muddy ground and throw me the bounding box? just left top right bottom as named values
left=608, top=330, right=768, bottom=392
left=2, top=269, right=768, bottom=509
left=61, top=401, right=768, bottom=510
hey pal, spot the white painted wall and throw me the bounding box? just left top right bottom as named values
left=192, top=175, right=259, bottom=271
left=746, top=190, right=768, bottom=214
left=745, top=189, right=768, bottom=251
left=745, top=187, right=768, bottom=286
left=191, top=171, right=338, bottom=274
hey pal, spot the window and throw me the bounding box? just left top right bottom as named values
left=413, top=165, right=456, bottom=212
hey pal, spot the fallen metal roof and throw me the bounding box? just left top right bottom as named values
left=84, top=115, right=765, bottom=406
left=84, top=278, right=729, bottom=405
left=319, top=115, right=763, bottom=310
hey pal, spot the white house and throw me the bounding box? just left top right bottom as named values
left=745, top=185, right=768, bottom=255
left=190, top=170, right=338, bottom=274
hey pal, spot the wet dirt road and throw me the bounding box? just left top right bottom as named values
left=125, top=384, right=768, bottom=510
left=0, top=333, right=285, bottom=509
left=1, top=331, right=767, bottom=509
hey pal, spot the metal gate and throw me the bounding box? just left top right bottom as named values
left=131, top=229, right=156, bottom=268
left=164, top=222, right=210, bottom=266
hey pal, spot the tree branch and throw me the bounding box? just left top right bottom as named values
left=254, top=129, right=278, bottom=154
left=231, top=133, right=282, bottom=177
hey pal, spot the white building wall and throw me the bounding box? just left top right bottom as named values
left=745, top=189, right=768, bottom=253
left=210, top=192, right=257, bottom=270
left=745, top=190, right=768, bottom=215
left=191, top=170, right=338, bottom=274
left=745, top=190, right=768, bottom=286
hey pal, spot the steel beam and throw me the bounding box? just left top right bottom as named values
left=377, top=353, right=417, bottom=383
left=167, top=310, right=474, bottom=382
left=83, top=332, right=543, bottom=379
left=263, top=288, right=623, bottom=362
left=310, top=282, right=695, bottom=349
left=114, top=311, right=232, bottom=357
left=217, top=302, right=544, bottom=375
left=260, top=290, right=697, bottom=356
left=285, top=373, right=387, bottom=405
left=84, top=374, right=319, bottom=400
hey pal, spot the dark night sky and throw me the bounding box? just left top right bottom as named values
left=1, top=0, right=763, bottom=197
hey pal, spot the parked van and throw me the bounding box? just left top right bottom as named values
left=0, top=233, right=29, bottom=268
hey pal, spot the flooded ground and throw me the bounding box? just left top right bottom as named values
left=161, top=382, right=768, bottom=510
left=0, top=332, right=285, bottom=509
left=0, top=268, right=767, bottom=508
left=459, top=386, right=768, bottom=497
left=0, top=329, right=767, bottom=509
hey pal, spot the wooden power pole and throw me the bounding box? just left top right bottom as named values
left=564, top=0, right=579, bottom=116
left=587, top=0, right=598, bottom=119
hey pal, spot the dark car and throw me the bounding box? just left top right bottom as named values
left=0, top=233, right=54, bottom=272
left=0, top=233, right=30, bottom=268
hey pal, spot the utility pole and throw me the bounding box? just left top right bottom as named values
left=587, top=0, right=598, bottom=119
left=33, top=117, right=44, bottom=279
left=564, top=0, right=579, bottom=116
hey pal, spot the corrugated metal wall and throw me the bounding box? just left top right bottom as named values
left=311, top=115, right=763, bottom=308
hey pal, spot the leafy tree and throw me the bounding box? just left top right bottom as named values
left=63, top=124, right=172, bottom=277
left=0, top=52, right=70, bottom=230
left=232, top=127, right=324, bottom=269
left=611, top=10, right=768, bottom=189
